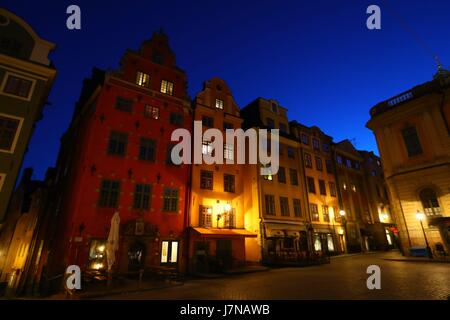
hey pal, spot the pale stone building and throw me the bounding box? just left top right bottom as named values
left=367, top=69, right=450, bottom=256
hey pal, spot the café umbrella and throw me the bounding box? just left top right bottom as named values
left=106, top=211, right=120, bottom=272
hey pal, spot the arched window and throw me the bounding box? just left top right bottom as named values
left=419, top=188, right=442, bottom=217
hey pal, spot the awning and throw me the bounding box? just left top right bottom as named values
left=264, top=222, right=306, bottom=238
left=192, top=227, right=257, bottom=238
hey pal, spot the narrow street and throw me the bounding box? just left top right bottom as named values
left=99, top=251, right=450, bottom=300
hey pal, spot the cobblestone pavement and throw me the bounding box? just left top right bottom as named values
left=99, top=251, right=450, bottom=300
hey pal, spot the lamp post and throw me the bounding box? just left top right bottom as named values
left=416, top=211, right=433, bottom=259
left=339, top=209, right=348, bottom=253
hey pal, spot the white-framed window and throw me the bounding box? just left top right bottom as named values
left=202, top=140, right=213, bottom=156
left=0, top=173, right=6, bottom=192
left=224, top=143, right=234, bottom=161
left=161, top=240, right=179, bottom=264
left=160, top=80, right=174, bottom=95
left=215, top=98, right=224, bottom=109
left=0, top=71, right=36, bottom=101
left=0, top=113, right=24, bottom=153
left=136, top=71, right=150, bottom=88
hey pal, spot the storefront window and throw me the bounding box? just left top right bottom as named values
left=327, top=234, right=335, bottom=252
left=161, top=240, right=179, bottom=264
left=314, top=234, right=322, bottom=251
left=88, top=239, right=106, bottom=270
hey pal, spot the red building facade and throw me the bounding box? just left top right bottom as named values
left=49, top=32, right=192, bottom=278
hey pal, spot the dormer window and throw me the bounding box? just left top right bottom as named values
left=136, top=71, right=150, bottom=88
left=215, top=99, right=224, bottom=109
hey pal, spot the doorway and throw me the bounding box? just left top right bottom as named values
left=128, top=242, right=146, bottom=272
left=216, top=239, right=232, bottom=269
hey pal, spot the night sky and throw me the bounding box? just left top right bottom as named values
left=3, top=0, right=450, bottom=180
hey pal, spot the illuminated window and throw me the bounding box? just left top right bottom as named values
left=419, top=188, right=442, bottom=217
left=3, top=74, right=33, bottom=98
left=88, top=239, right=106, bottom=270
left=224, top=144, right=234, bottom=161
left=264, top=195, right=275, bottom=215
left=327, top=234, right=335, bottom=251
left=144, top=105, right=159, bottom=119
left=322, top=205, right=330, bottom=222
left=314, top=234, right=322, bottom=251
left=160, top=80, right=174, bottom=95
left=136, top=71, right=150, bottom=88
left=161, top=240, right=179, bottom=264
left=215, top=99, right=224, bottom=109
left=202, top=140, right=213, bottom=156
left=224, top=209, right=236, bottom=228
left=0, top=115, right=21, bottom=151
left=200, top=206, right=213, bottom=227
left=310, top=204, right=319, bottom=221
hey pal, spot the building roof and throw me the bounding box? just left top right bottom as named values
left=369, top=69, right=450, bottom=118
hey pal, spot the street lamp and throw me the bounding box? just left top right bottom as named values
left=416, top=211, right=433, bottom=259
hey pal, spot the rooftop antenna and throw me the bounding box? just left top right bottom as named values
left=434, top=55, right=443, bottom=72
left=383, top=1, right=443, bottom=73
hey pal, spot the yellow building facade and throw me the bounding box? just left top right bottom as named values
left=367, top=70, right=450, bottom=256
left=188, top=78, right=260, bottom=273
left=241, top=98, right=311, bottom=264
left=290, top=123, right=344, bottom=254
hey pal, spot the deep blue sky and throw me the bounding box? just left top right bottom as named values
left=3, top=0, right=450, bottom=180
